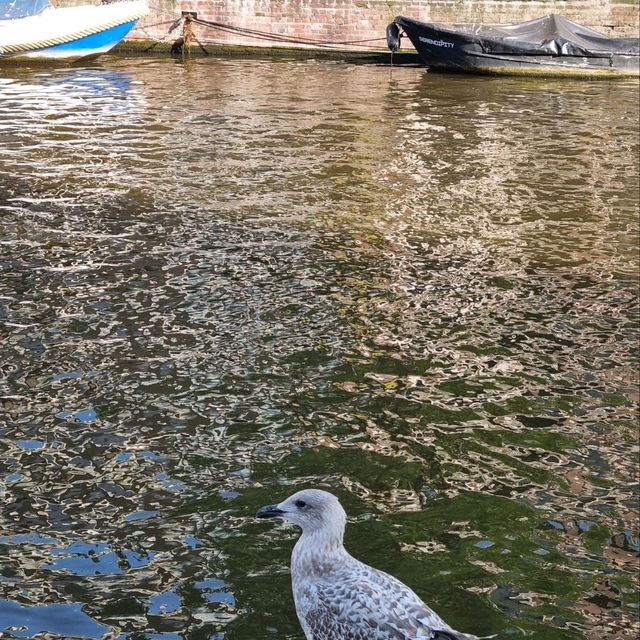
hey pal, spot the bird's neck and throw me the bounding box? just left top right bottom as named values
left=292, top=528, right=351, bottom=579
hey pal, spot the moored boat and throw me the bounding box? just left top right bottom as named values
left=388, top=14, right=640, bottom=77
left=0, top=0, right=148, bottom=62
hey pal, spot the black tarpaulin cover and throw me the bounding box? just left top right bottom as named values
left=403, top=14, right=639, bottom=58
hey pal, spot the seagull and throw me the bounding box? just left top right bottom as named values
left=257, top=488, right=496, bottom=640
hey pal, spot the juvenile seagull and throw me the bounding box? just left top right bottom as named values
left=257, top=488, right=495, bottom=640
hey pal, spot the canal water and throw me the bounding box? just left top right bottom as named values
left=0, top=57, right=638, bottom=640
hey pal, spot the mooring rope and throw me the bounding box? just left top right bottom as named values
left=135, top=4, right=391, bottom=56
left=191, top=17, right=387, bottom=48
left=139, top=17, right=183, bottom=52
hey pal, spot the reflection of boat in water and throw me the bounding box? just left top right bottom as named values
left=388, top=14, right=640, bottom=77
left=0, top=0, right=147, bottom=62
left=0, top=67, right=142, bottom=121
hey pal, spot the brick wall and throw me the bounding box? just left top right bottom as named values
left=59, top=1, right=640, bottom=45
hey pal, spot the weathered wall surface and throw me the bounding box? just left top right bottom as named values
left=81, top=0, right=640, bottom=45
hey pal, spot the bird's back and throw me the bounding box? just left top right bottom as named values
left=292, top=553, right=457, bottom=640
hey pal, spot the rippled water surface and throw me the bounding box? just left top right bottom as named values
left=0, top=57, right=638, bottom=640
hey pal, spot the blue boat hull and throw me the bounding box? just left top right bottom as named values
left=5, top=19, right=138, bottom=61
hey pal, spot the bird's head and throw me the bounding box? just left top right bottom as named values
left=256, top=488, right=347, bottom=537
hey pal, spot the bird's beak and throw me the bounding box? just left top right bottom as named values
left=256, top=503, right=286, bottom=519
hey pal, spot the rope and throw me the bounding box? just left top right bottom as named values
left=183, top=16, right=209, bottom=56
left=132, top=6, right=389, bottom=54
left=139, top=18, right=178, bottom=30
left=139, top=16, right=182, bottom=52
left=191, top=17, right=386, bottom=49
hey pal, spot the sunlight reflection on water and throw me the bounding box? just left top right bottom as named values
left=0, top=59, right=638, bottom=639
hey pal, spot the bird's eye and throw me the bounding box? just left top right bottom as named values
left=295, top=500, right=307, bottom=509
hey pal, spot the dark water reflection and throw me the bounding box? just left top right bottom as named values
left=0, top=59, right=638, bottom=640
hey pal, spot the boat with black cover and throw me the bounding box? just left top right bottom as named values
left=387, top=14, right=639, bottom=77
